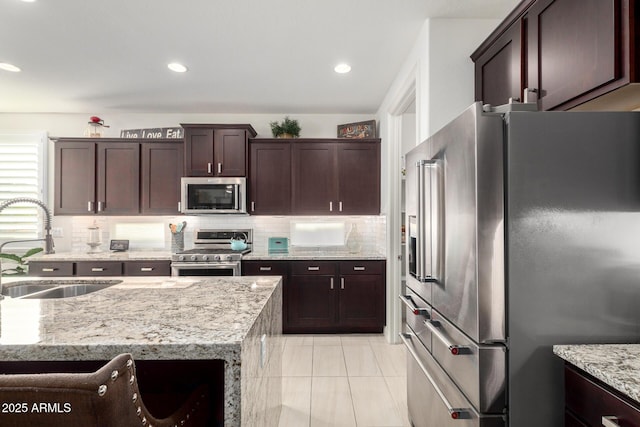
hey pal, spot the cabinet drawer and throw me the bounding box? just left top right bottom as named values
left=124, top=261, right=170, bottom=276
left=339, top=260, right=384, bottom=275
left=76, top=261, right=123, bottom=276
left=242, top=261, right=288, bottom=276
left=290, top=261, right=336, bottom=275
left=28, top=261, right=74, bottom=277
left=565, top=364, right=640, bottom=427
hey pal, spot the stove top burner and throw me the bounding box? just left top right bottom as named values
left=177, top=248, right=251, bottom=255
left=170, top=228, right=253, bottom=263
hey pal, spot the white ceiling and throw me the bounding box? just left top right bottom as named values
left=0, top=0, right=518, bottom=114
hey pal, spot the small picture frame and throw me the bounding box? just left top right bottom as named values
left=110, top=239, right=129, bottom=252
left=337, top=120, right=376, bottom=139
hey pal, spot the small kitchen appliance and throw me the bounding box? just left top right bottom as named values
left=267, top=237, right=288, bottom=254
left=180, top=177, right=247, bottom=214
left=171, top=229, right=252, bottom=276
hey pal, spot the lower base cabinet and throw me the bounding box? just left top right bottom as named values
left=564, top=363, right=640, bottom=426
left=28, top=260, right=171, bottom=277
left=243, top=259, right=386, bottom=333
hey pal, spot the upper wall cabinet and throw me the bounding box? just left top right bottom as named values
left=54, top=138, right=183, bottom=215
left=472, top=0, right=640, bottom=111
left=182, top=124, right=257, bottom=177
left=291, top=139, right=381, bottom=215
left=249, top=140, right=292, bottom=215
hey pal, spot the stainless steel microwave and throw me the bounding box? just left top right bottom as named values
left=180, top=177, right=247, bottom=214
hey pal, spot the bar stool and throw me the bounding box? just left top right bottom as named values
left=0, top=353, right=210, bottom=427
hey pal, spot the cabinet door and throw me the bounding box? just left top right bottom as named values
left=337, top=142, right=380, bottom=214
left=292, top=142, right=337, bottom=214
left=96, top=143, right=140, bottom=214
left=288, top=275, right=336, bottom=330
left=474, top=21, right=522, bottom=106
left=527, top=0, right=619, bottom=110
left=214, top=129, right=247, bottom=176
left=141, top=142, right=183, bottom=214
left=249, top=141, right=291, bottom=214
left=184, top=128, right=214, bottom=176
left=54, top=141, right=96, bottom=215
left=243, top=260, right=290, bottom=330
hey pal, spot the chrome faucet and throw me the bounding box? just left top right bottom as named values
left=0, top=198, right=55, bottom=298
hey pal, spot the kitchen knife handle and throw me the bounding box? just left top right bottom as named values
left=217, top=163, right=222, bottom=174
left=602, top=416, right=620, bottom=427
left=424, top=320, right=471, bottom=356
left=398, top=294, right=430, bottom=317
left=399, top=332, right=471, bottom=420
left=207, top=163, right=212, bottom=174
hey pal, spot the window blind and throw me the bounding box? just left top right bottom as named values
left=0, top=132, right=48, bottom=245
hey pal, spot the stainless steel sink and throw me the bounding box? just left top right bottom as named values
left=1, top=280, right=122, bottom=299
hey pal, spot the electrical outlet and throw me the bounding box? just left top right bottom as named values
left=52, top=227, right=64, bottom=238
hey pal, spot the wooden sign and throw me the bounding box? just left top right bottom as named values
left=119, top=127, right=183, bottom=139
left=337, top=120, right=376, bottom=139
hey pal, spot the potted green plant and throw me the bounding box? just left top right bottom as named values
left=270, top=116, right=301, bottom=138
left=0, top=247, right=43, bottom=276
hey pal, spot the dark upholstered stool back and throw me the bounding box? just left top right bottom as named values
left=0, top=353, right=210, bottom=427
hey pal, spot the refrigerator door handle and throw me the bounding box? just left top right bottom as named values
left=424, top=320, right=472, bottom=356
left=399, top=332, right=471, bottom=420
left=398, top=294, right=430, bottom=317
left=417, top=159, right=441, bottom=283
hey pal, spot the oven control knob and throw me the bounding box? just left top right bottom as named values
left=190, top=255, right=198, bottom=261
left=214, top=255, right=221, bottom=261
left=178, top=255, right=185, bottom=261
left=202, top=255, right=209, bottom=261
left=225, top=255, right=233, bottom=261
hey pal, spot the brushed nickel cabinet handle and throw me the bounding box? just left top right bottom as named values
left=353, top=266, right=366, bottom=271
left=339, top=201, right=343, bottom=212
left=217, top=163, right=222, bottom=174
left=97, top=201, right=103, bottom=212
left=87, top=201, right=93, bottom=212
left=140, top=267, right=154, bottom=272
left=602, top=416, right=620, bottom=427
left=251, top=201, right=255, bottom=212
left=341, top=277, right=345, bottom=289
left=42, top=268, right=57, bottom=272
left=307, top=266, right=320, bottom=271
left=260, top=266, right=272, bottom=271
left=91, top=267, right=105, bottom=272
left=177, top=202, right=181, bottom=211
left=329, top=201, right=333, bottom=212
left=330, top=277, right=334, bottom=289
left=207, top=163, right=212, bottom=174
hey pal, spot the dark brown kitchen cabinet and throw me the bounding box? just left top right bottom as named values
left=291, top=139, right=380, bottom=215
left=28, top=260, right=171, bottom=277
left=242, top=260, right=292, bottom=329
left=54, top=138, right=182, bottom=216
left=564, top=363, right=640, bottom=427
left=248, top=141, right=291, bottom=215
left=182, top=124, right=257, bottom=177
left=472, top=0, right=639, bottom=111
left=141, top=142, right=183, bottom=214
left=287, top=260, right=385, bottom=333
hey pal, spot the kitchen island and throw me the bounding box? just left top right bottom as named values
left=0, top=276, right=283, bottom=426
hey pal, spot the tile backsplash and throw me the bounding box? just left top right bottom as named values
left=52, top=215, right=386, bottom=255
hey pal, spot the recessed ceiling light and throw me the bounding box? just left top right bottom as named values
left=0, top=63, right=21, bottom=72
left=167, top=63, right=188, bottom=73
left=334, top=63, right=351, bottom=74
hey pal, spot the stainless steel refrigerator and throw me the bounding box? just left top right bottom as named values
left=401, top=102, right=640, bottom=427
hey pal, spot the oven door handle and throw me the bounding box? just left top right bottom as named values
left=399, top=332, right=471, bottom=420
left=171, top=262, right=239, bottom=269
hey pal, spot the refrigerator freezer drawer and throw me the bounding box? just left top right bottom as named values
left=400, top=289, right=432, bottom=353
left=401, top=332, right=506, bottom=427
left=429, top=310, right=506, bottom=414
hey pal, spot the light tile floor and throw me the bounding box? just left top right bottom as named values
left=278, top=334, right=410, bottom=427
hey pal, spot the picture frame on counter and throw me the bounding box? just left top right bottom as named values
left=337, top=120, right=376, bottom=139
left=119, top=127, right=183, bottom=139
left=109, top=239, right=129, bottom=252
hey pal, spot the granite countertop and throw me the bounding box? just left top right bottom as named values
left=554, top=344, right=640, bottom=403
left=244, top=250, right=386, bottom=260
left=0, top=275, right=280, bottom=361
left=30, top=251, right=172, bottom=261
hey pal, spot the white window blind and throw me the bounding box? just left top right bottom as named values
left=0, top=132, right=48, bottom=244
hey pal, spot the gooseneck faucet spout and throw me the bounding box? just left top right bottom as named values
left=0, top=197, right=55, bottom=255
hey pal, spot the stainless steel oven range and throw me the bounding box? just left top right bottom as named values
left=170, top=229, right=252, bottom=276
